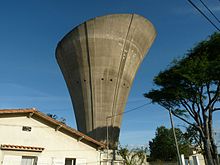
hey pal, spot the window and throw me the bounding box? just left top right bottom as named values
left=22, top=126, right=32, bottom=132
left=65, top=158, right=76, bottom=165
left=20, top=156, right=37, bottom=165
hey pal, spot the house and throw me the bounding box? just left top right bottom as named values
left=0, top=108, right=106, bottom=165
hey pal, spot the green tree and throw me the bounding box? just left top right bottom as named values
left=144, top=33, right=220, bottom=165
left=149, top=126, right=190, bottom=162
left=47, top=113, right=58, bottom=120
left=47, top=113, right=66, bottom=124
left=118, top=145, right=147, bottom=165
left=184, top=125, right=203, bottom=150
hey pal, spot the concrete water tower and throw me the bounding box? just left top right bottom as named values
left=56, top=14, right=156, bottom=149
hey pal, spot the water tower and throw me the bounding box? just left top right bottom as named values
left=56, top=14, right=156, bottom=149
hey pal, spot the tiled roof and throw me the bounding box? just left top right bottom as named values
left=1, top=144, right=44, bottom=152
left=0, top=108, right=105, bottom=149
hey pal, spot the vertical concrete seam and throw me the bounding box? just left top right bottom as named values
left=110, top=14, right=134, bottom=144
left=57, top=41, right=86, bottom=132
left=84, top=22, right=94, bottom=131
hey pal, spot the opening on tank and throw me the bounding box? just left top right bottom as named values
left=101, top=78, right=104, bottom=80
left=84, top=80, right=86, bottom=82
left=110, top=79, right=113, bottom=81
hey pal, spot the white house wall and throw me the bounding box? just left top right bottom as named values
left=0, top=116, right=101, bottom=165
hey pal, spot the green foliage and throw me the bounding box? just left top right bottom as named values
left=144, top=32, right=220, bottom=130
left=149, top=126, right=190, bottom=162
left=47, top=113, right=58, bottom=120
left=47, top=113, right=66, bottom=124
left=184, top=125, right=202, bottom=148
left=118, top=145, right=147, bottom=165
left=144, top=32, right=220, bottom=165
left=145, top=32, right=220, bottom=110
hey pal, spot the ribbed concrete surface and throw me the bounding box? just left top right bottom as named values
left=56, top=14, right=156, bottom=148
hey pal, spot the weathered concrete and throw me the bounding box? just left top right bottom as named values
left=56, top=14, right=156, bottom=148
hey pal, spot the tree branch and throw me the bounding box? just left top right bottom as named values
left=183, top=99, right=193, bottom=112
left=210, top=82, right=220, bottom=111
left=170, top=110, right=194, bottom=126
left=195, top=100, right=203, bottom=125
left=198, top=86, right=205, bottom=112
left=206, top=83, right=211, bottom=104
left=180, top=99, right=195, bottom=119
left=213, top=108, right=220, bottom=112
left=203, top=82, right=220, bottom=113
left=189, top=82, right=200, bottom=116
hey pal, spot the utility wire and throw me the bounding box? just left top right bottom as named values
left=107, top=102, right=151, bottom=118
left=187, top=0, right=220, bottom=31
left=199, top=0, right=220, bottom=24
left=1, top=103, right=152, bottom=127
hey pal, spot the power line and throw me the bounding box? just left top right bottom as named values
left=123, top=102, right=151, bottom=115
left=199, top=0, right=220, bottom=24
left=187, top=0, right=220, bottom=31
left=108, top=102, right=151, bottom=118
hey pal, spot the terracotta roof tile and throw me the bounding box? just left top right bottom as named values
left=1, top=144, right=44, bottom=152
left=0, top=108, right=106, bottom=149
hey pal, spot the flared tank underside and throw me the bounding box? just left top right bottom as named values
left=56, top=14, right=156, bottom=149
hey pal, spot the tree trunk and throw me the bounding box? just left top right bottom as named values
left=203, top=153, right=208, bottom=165
left=209, top=136, right=219, bottom=165
left=203, top=139, right=215, bottom=165
left=212, top=143, right=219, bottom=165
left=208, top=110, right=219, bottom=165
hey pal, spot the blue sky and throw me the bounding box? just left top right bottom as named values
left=0, top=0, right=219, bottom=148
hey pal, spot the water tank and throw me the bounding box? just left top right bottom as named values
left=56, top=14, right=156, bottom=149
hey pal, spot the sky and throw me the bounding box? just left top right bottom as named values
left=0, top=0, right=220, bottom=148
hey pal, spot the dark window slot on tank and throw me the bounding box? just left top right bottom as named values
left=84, top=80, right=86, bottom=82
left=101, top=78, right=104, bottom=80
left=110, top=79, right=113, bottom=81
